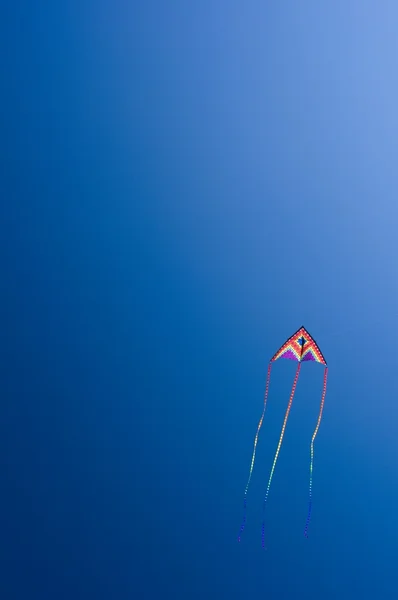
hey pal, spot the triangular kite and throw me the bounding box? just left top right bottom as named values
left=270, top=326, right=327, bottom=365
left=238, top=326, right=328, bottom=547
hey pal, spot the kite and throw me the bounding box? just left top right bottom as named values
left=238, top=326, right=328, bottom=546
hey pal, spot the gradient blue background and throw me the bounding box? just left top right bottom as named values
left=2, top=2, right=398, bottom=598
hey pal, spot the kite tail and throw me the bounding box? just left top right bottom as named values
left=304, top=366, right=328, bottom=538
left=261, top=362, right=301, bottom=548
left=238, top=362, right=272, bottom=542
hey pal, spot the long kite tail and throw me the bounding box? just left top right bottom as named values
left=238, top=362, right=272, bottom=542
left=304, top=366, right=328, bottom=538
left=261, top=361, right=301, bottom=548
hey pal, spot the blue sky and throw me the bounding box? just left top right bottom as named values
left=2, top=2, right=398, bottom=598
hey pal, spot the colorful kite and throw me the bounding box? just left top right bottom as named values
left=238, top=326, right=328, bottom=546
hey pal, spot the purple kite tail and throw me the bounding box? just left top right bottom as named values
left=304, top=366, right=328, bottom=538
left=261, top=362, right=301, bottom=548
left=238, top=363, right=272, bottom=542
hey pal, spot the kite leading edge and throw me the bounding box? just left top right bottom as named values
left=238, top=326, right=328, bottom=547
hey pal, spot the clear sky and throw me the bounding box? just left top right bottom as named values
left=2, top=2, right=398, bottom=598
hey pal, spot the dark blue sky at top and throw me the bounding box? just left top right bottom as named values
left=2, top=2, right=398, bottom=598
